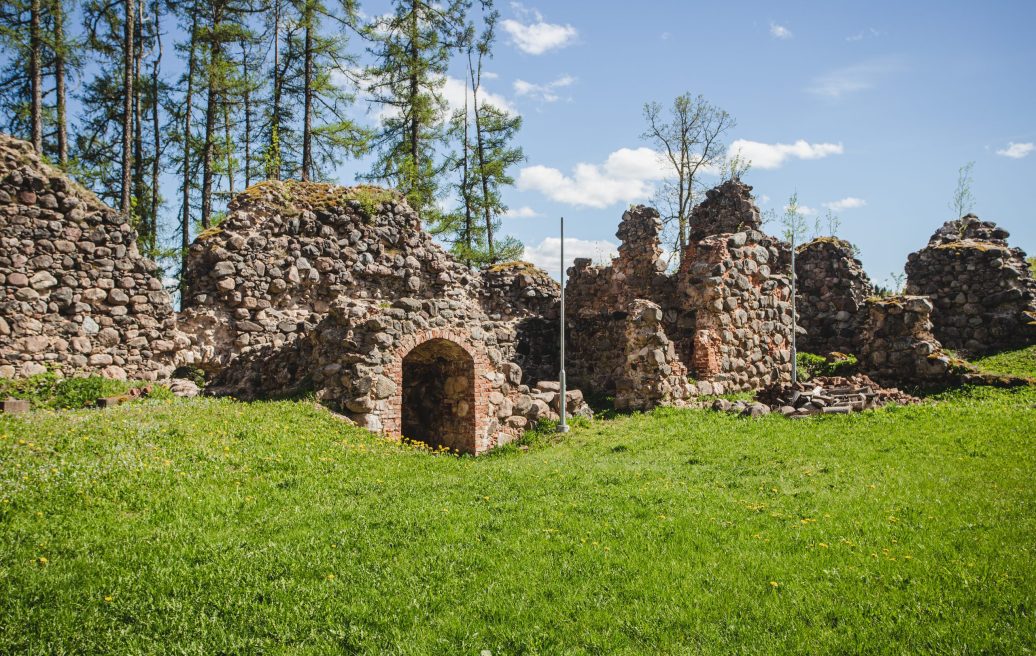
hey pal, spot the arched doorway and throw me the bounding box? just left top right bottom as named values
left=401, top=338, right=476, bottom=453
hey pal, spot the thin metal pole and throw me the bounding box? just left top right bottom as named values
left=558, top=216, right=569, bottom=433
left=790, top=230, right=797, bottom=385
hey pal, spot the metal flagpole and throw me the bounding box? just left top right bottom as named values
left=790, top=229, right=798, bottom=385
left=558, top=216, right=570, bottom=433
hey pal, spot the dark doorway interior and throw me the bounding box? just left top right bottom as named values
left=401, top=338, right=476, bottom=453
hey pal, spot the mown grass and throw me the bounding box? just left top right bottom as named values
left=0, top=372, right=172, bottom=410
left=2, top=378, right=1034, bottom=654
left=972, top=344, right=1036, bottom=379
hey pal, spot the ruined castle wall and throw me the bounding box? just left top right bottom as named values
left=688, top=180, right=763, bottom=243
left=614, top=300, right=696, bottom=411
left=183, top=181, right=590, bottom=453
left=795, top=237, right=873, bottom=355
left=178, top=182, right=478, bottom=371
left=857, top=296, right=960, bottom=387
left=677, top=229, right=794, bottom=391
left=0, top=135, right=179, bottom=380
left=905, top=215, right=1036, bottom=354
left=479, top=262, right=561, bottom=384
left=565, top=180, right=793, bottom=406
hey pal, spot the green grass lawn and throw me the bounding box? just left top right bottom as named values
left=1, top=382, right=1035, bottom=653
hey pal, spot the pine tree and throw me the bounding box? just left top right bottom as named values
left=279, top=0, right=368, bottom=182
left=466, top=8, right=522, bottom=263
left=0, top=0, right=80, bottom=161
left=165, top=0, right=202, bottom=290
left=438, top=2, right=522, bottom=266
left=74, top=0, right=133, bottom=208
left=0, top=0, right=34, bottom=143
left=197, top=0, right=253, bottom=228
left=363, top=0, right=469, bottom=218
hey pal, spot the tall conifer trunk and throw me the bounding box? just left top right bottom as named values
left=121, top=0, right=136, bottom=217
left=301, top=0, right=313, bottom=181
left=29, top=0, right=43, bottom=153
left=150, top=0, right=162, bottom=253
left=180, top=8, right=199, bottom=291
left=54, top=0, right=67, bottom=165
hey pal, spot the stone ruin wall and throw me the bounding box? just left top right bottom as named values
left=905, top=215, right=1036, bottom=354
left=3, top=124, right=1029, bottom=437
left=856, top=295, right=961, bottom=387
left=794, top=237, right=873, bottom=355
left=565, top=180, right=795, bottom=407
left=0, top=135, right=181, bottom=380
left=676, top=226, right=794, bottom=392
left=181, top=179, right=584, bottom=453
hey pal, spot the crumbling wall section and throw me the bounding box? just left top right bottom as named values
left=905, top=214, right=1036, bottom=354
left=688, top=179, right=763, bottom=243
left=614, top=300, right=696, bottom=411
left=479, top=261, right=560, bottom=384
left=179, top=181, right=477, bottom=372
left=565, top=180, right=793, bottom=406
left=795, top=237, right=873, bottom=355
left=856, top=296, right=962, bottom=387
left=0, top=134, right=180, bottom=380
left=678, top=229, right=794, bottom=392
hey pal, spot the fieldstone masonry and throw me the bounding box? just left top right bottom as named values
left=0, top=134, right=181, bottom=380
left=2, top=131, right=1029, bottom=442
left=905, top=215, right=1036, bottom=354
left=795, top=237, right=873, bottom=355
left=856, top=295, right=960, bottom=386
left=179, top=178, right=589, bottom=453
left=566, top=180, right=795, bottom=406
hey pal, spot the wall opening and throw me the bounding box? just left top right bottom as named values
left=401, top=338, right=476, bottom=453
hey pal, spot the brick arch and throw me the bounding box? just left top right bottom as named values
left=382, top=328, right=493, bottom=454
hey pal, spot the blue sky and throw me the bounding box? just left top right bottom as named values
left=6, top=1, right=1033, bottom=288
left=337, top=0, right=1036, bottom=285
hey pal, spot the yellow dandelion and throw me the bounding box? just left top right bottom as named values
left=37, top=557, right=48, bottom=565
left=818, top=543, right=829, bottom=549
left=326, top=573, right=335, bottom=581
left=104, top=596, right=113, bottom=603
left=770, top=581, right=780, bottom=588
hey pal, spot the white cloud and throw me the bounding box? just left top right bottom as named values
left=503, top=206, right=541, bottom=219
left=728, top=139, right=844, bottom=170
left=823, top=197, right=867, bottom=211
left=523, top=237, right=618, bottom=278
left=785, top=203, right=817, bottom=216
left=807, top=58, right=902, bottom=98
left=442, top=76, right=517, bottom=115
left=996, top=142, right=1034, bottom=159
left=770, top=23, right=793, bottom=39
left=758, top=194, right=771, bottom=205
left=513, top=75, right=576, bottom=103
left=517, top=147, right=669, bottom=208
left=482, top=71, right=499, bottom=80
left=846, top=28, right=882, bottom=42
left=502, top=5, right=577, bottom=55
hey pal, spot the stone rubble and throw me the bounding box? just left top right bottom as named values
left=711, top=374, right=921, bottom=419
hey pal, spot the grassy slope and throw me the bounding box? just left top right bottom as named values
left=972, top=344, right=1036, bottom=379
left=1, top=384, right=1034, bottom=655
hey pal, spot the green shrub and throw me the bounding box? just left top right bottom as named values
left=0, top=372, right=165, bottom=409
left=172, top=366, right=207, bottom=388
left=796, top=351, right=859, bottom=381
